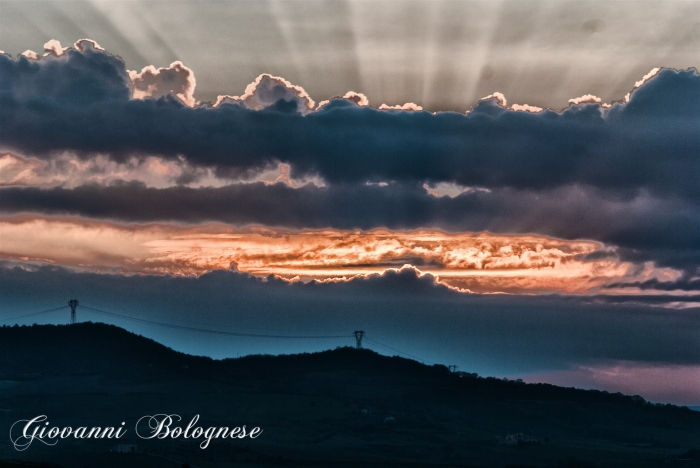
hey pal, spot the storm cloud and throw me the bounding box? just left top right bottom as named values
left=0, top=44, right=698, bottom=283
left=0, top=47, right=698, bottom=199
left=0, top=181, right=698, bottom=270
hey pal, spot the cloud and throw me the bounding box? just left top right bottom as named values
left=604, top=273, right=700, bottom=292
left=477, top=92, right=545, bottom=113
left=214, top=73, right=315, bottom=113
left=510, top=103, right=543, bottom=113
left=479, top=92, right=507, bottom=107
left=0, top=152, right=226, bottom=189
left=378, top=102, right=423, bottom=111
left=19, top=50, right=39, bottom=60
left=0, top=181, right=698, bottom=272
left=317, top=91, right=370, bottom=109
left=0, top=215, right=685, bottom=295
left=569, top=94, right=602, bottom=105
left=625, top=68, right=662, bottom=102
left=0, top=41, right=130, bottom=105
left=0, top=42, right=699, bottom=284
left=0, top=152, right=322, bottom=189
left=43, top=40, right=68, bottom=57
left=73, top=39, right=105, bottom=52
left=0, top=44, right=697, bottom=205
left=129, top=61, right=197, bottom=107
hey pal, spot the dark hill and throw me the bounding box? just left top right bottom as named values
left=0, top=323, right=698, bottom=468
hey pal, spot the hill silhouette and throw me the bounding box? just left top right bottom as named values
left=0, top=323, right=698, bottom=467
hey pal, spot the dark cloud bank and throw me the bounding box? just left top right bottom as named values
left=0, top=46, right=698, bottom=197
left=2, top=264, right=699, bottom=376
left=0, top=45, right=699, bottom=278
left=1, top=181, right=699, bottom=271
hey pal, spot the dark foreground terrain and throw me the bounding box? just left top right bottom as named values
left=0, top=323, right=699, bottom=467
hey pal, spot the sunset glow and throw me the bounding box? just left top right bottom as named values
left=0, top=21, right=698, bottom=413
left=0, top=216, right=682, bottom=295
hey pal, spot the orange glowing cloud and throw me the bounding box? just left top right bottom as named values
left=0, top=216, right=682, bottom=295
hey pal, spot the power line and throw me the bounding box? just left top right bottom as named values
left=79, top=305, right=351, bottom=340
left=0, top=305, right=68, bottom=323
left=1, top=301, right=437, bottom=366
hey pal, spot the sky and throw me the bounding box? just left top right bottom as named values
left=0, top=0, right=699, bottom=405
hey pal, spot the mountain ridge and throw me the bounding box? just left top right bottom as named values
left=1, top=322, right=699, bottom=467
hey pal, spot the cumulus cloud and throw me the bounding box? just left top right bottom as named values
left=317, top=91, right=370, bottom=109
left=19, top=50, right=39, bottom=60
left=1, top=44, right=696, bottom=204
left=510, top=103, right=544, bottom=113
left=73, top=39, right=105, bottom=52
left=633, top=68, right=662, bottom=91
left=479, top=92, right=507, bottom=107
left=378, top=102, right=423, bottom=111
left=569, top=94, right=602, bottom=105
left=339, top=91, right=369, bottom=107
left=0, top=41, right=130, bottom=104
left=478, top=92, right=544, bottom=112
left=0, top=42, right=699, bottom=282
left=43, top=40, right=68, bottom=57
left=129, top=61, right=198, bottom=107
left=624, top=67, right=662, bottom=103
left=214, top=73, right=315, bottom=113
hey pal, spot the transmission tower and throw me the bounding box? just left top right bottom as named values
left=354, top=330, right=365, bottom=349
left=68, top=299, right=79, bottom=324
